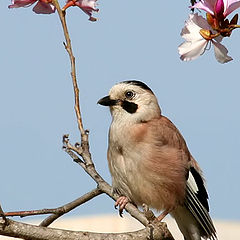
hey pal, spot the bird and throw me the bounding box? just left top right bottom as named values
left=98, top=80, right=217, bottom=240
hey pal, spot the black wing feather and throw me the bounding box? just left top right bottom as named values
left=185, top=167, right=217, bottom=239
left=190, top=167, right=209, bottom=211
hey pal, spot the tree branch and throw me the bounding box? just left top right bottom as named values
left=52, top=0, right=86, bottom=140
left=5, top=209, right=59, bottom=218
left=39, top=188, right=102, bottom=227
left=4, top=188, right=102, bottom=227
left=0, top=219, right=174, bottom=240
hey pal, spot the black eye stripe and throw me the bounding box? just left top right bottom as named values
left=121, top=101, right=138, bottom=114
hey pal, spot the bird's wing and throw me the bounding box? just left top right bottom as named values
left=152, top=116, right=217, bottom=239
left=185, top=166, right=217, bottom=239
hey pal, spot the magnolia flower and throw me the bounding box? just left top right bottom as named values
left=178, top=13, right=232, bottom=63
left=8, top=0, right=55, bottom=14
left=63, top=0, right=99, bottom=21
left=192, top=0, right=240, bottom=19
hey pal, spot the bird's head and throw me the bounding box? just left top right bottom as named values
left=98, top=80, right=161, bottom=123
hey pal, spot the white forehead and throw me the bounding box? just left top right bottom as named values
left=109, top=82, right=150, bottom=98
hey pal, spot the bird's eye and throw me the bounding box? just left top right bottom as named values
left=125, top=91, right=135, bottom=99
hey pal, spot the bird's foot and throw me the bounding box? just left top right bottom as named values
left=114, top=196, right=129, bottom=217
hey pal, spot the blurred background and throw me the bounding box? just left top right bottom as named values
left=1, top=0, right=239, bottom=238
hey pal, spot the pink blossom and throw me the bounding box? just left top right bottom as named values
left=8, top=0, right=56, bottom=14
left=178, top=14, right=232, bottom=63
left=192, top=0, right=240, bottom=18
left=63, top=0, right=99, bottom=21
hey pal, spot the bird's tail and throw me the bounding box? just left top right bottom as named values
left=172, top=205, right=209, bottom=240
left=171, top=188, right=217, bottom=240
left=173, top=164, right=217, bottom=240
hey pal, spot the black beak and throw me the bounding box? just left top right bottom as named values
left=97, top=96, right=118, bottom=106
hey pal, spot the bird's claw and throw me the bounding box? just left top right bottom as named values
left=114, top=196, right=129, bottom=217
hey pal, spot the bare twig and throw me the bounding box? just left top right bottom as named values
left=52, top=0, right=84, bottom=135
left=52, top=0, right=93, bottom=167
left=5, top=209, right=59, bottom=218
left=40, top=188, right=102, bottom=227
left=62, top=134, right=84, bottom=162
left=4, top=188, right=102, bottom=225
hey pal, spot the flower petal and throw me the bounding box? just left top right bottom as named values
left=179, top=13, right=213, bottom=61
left=32, top=1, right=56, bottom=14
left=178, top=39, right=208, bottom=61
left=191, top=0, right=215, bottom=15
left=212, top=40, right=233, bottom=63
left=223, top=0, right=240, bottom=16
left=65, top=0, right=99, bottom=21
left=75, top=0, right=98, bottom=11
left=181, top=14, right=211, bottom=42
left=8, top=0, right=37, bottom=8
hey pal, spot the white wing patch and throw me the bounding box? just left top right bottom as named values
left=187, top=171, right=199, bottom=193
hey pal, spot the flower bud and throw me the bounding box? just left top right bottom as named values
left=215, top=0, right=224, bottom=19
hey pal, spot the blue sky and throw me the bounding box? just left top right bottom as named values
left=1, top=1, right=240, bottom=221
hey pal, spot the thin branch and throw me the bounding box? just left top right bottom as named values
left=4, top=188, right=102, bottom=224
left=4, top=209, right=59, bottom=218
left=39, top=188, right=102, bottom=227
left=52, top=0, right=85, bottom=138
left=52, top=0, right=93, bottom=167
left=62, top=134, right=84, bottom=164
